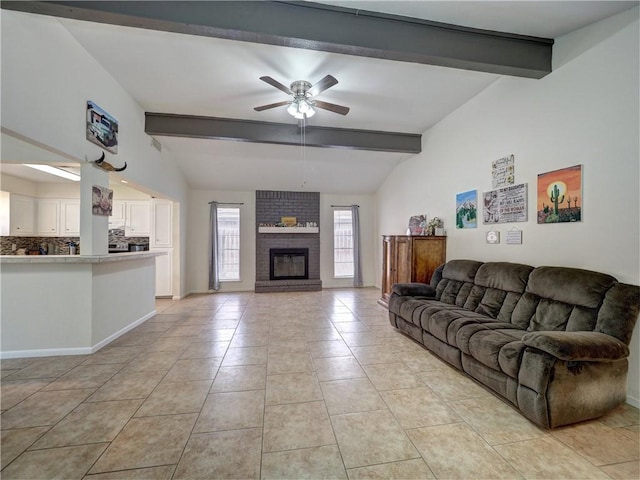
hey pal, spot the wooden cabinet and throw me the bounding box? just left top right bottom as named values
left=9, top=194, right=36, bottom=236
left=61, top=200, right=80, bottom=236
left=151, top=200, right=173, bottom=247
left=108, top=200, right=126, bottom=228
left=153, top=248, right=173, bottom=297
left=125, top=201, right=151, bottom=237
left=378, top=235, right=446, bottom=307
left=37, top=199, right=60, bottom=236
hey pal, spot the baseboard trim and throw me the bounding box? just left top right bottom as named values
left=90, top=310, right=157, bottom=353
left=626, top=393, right=639, bottom=409
left=0, top=310, right=156, bottom=359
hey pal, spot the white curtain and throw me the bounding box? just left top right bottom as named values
left=208, top=202, right=220, bottom=291
left=351, top=205, right=363, bottom=287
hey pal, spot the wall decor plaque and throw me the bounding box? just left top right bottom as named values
left=483, top=183, right=528, bottom=224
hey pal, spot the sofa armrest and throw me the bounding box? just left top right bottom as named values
left=392, top=283, right=436, bottom=298
left=522, top=331, right=630, bottom=362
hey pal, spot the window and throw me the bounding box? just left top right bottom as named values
left=217, top=207, right=240, bottom=281
left=333, top=209, right=354, bottom=278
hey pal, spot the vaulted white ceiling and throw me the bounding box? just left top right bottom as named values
left=4, top=1, right=636, bottom=194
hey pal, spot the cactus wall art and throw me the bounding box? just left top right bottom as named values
left=537, top=165, right=582, bottom=224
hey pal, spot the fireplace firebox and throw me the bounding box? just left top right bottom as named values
left=270, top=248, right=309, bottom=280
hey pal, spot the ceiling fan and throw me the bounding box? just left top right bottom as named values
left=254, top=75, right=350, bottom=120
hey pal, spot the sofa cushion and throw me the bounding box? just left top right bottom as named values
left=527, top=298, right=574, bottom=332
left=455, top=322, right=518, bottom=354
left=498, top=341, right=528, bottom=379
left=596, top=283, right=640, bottom=344
left=474, top=262, right=533, bottom=293
left=526, top=266, right=616, bottom=308
left=425, top=307, right=489, bottom=344
left=435, top=260, right=483, bottom=304
left=471, top=262, right=534, bottom=322
left=467, top=328, right=526, bottom=373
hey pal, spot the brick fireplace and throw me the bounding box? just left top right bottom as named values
left=255, top=190, right=322, bottom=292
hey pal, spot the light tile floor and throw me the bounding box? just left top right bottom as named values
left=1, top=288, right=638, bottom=479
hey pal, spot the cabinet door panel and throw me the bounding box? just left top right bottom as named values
left=394, top=237, right=413, bottom=284
left=61, top=200, right=80, bottom=236
left=152, top=201, right=172, bottom=247
left=10, top=194, right=35, bottom=235
left=126, top=202, right=151, bottom=236
left=154, top=249, right=173, bottom=297
left=109, top=200, right=126, bottom=228
left=381, top=236, right=394, bottom=302
left=412, top=237, right=446, bottom=284
left=37, top=200, right=59, bottom=236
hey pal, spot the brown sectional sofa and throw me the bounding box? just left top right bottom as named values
left=388, top=259, right=639, bottom=428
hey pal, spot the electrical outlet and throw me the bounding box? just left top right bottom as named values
left=11, top=243, right=16, bottom=251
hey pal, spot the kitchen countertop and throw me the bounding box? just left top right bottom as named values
left=0, top=251, right=166, bottom=264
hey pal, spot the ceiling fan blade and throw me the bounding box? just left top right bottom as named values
left=314, top=100, right=350, bottom=116
left=254, top=101, right=291, bottom=112
left=259, top=76, right=293, bottom=95
left=308, top=75, right=338, bottom=97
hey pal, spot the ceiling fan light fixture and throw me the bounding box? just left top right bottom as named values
left=256, top=75, right=347, bottom=119
left=287, top=98, right=315, bottom=119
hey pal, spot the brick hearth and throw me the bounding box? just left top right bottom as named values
left=255, top=190, right=321, bottom=293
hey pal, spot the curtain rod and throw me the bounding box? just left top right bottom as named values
left=208, top=201, right=245, bottom=205
left=331, top=204, right=359, bottom=208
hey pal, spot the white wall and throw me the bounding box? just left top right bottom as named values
left=320, top=193, right=377, bottom=288
left=187, top=190, right=378, bottom=293
left=376, top=9, right=640, bottom=405
left=1, top=10, right=189, bottom=296
left=188, top=189, right=257, bottom=293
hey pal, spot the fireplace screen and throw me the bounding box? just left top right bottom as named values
left=270, top=248, right=309, bottom=280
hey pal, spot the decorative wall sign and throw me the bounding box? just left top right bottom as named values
left=456, top=190, right=478, bottom=229
left=492, top=154, right=515, bottom=188
left=483, top=183, right=528, bottom=224
left=86, top=101, right=118, bottom=154
left=408, top=215, right=427, bottom=235
left=506, top=229, right=523, bottom=244
left=537, top=165, right=582, bottom=224
left=92, top=185, right=113, bottom=216
left=486, top=231, right=500, bottom=244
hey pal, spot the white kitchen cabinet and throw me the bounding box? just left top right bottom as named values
left=10, top=194, right=35, bottom=236
left=108, top=200, right=126, bottom=229
left=61, top=200, right=80, bottom=236
left=153, top=248, right=173, bottom=297
left=37, top=199, right=60, bottom=236
left=125, top=201, right=151, bottom=237
left=151, top=200, right=173, bottom=247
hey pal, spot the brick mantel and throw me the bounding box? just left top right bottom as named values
left=255, top=190, right=321, bottom=292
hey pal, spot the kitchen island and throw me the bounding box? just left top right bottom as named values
left=0, top=251, right=166, bottom=358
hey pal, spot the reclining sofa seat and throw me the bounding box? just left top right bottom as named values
left=388, top=259, right=640, bottom=429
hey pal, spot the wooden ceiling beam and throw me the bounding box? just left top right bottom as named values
left=2, top=1, right=553, bottom=78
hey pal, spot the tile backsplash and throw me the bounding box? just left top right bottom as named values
left=108, top=229, right=149, bottom=246
left=0, top=229, right=149, bottom=255
left=0, top=236, right=80, bottom=255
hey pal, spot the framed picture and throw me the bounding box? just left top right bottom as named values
left=456, top=190, right=477, bottom=228
left=86, top=101, right=119, bottom=154
left=407, top=215, right=427, bottom=235
left=482, top=183, right=528, bottom=224
left=537, top=165, right=582, bottom=224
left=92, top=185, right=113, bottom=216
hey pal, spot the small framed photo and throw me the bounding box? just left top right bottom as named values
left=92, top=185, right=113, bottom=215
left=86, top=101, right=118, bottom=154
